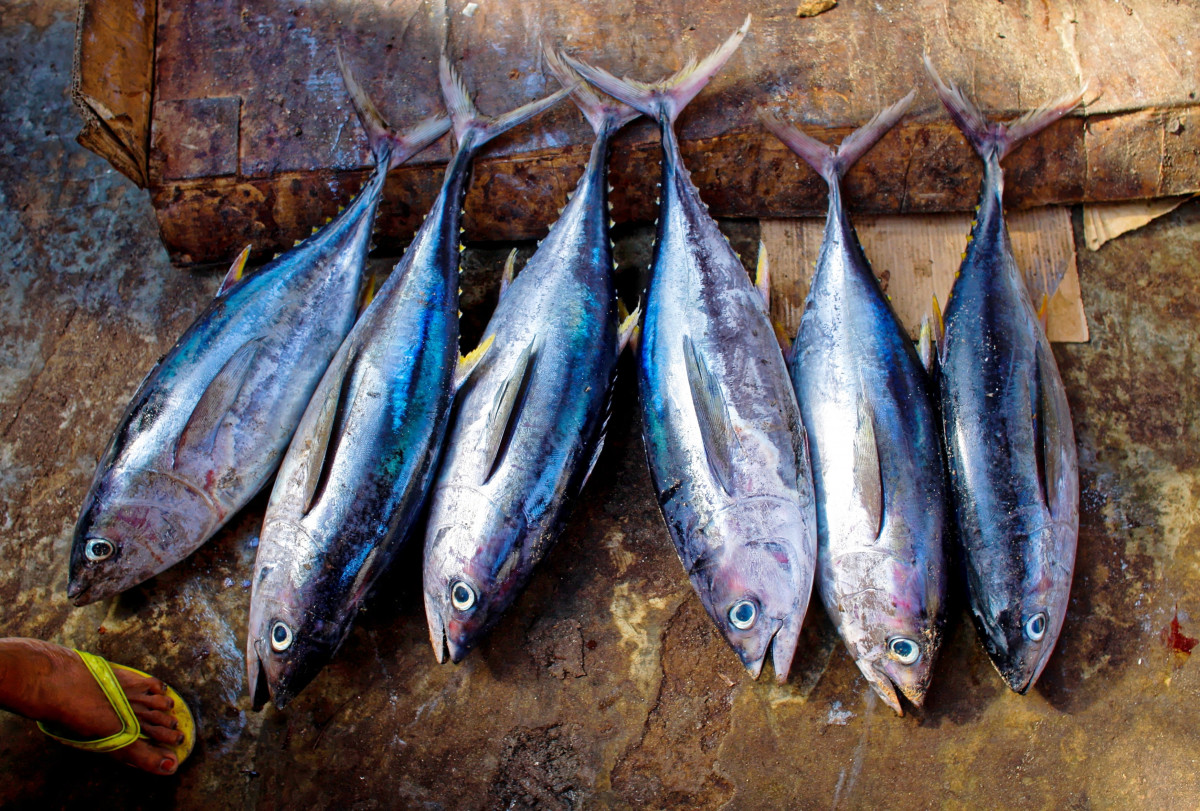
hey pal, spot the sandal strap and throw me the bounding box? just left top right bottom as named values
left=37, top=650, right=143, bottom=753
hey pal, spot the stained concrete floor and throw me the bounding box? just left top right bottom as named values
left=4, top=3, right=1200, bottom=809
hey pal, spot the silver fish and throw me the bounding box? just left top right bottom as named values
left=926, top=56, right=1082, bottom=693
left=66, top=54, right=449, bottom=606
left=763, top=92, right=950, bottom=714
left=422, top=51, right=640, bottom=664
left=247, top=58, right=570, bottom=709
left=567, top=18, right=818, bottom=683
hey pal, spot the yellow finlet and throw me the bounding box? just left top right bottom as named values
left=358, top=272, right=378, bottom=312
left=617, top=299, right=641, bottom=355
left=455, top=334, right=495, bottom=390
left=755, top=240, right=771, bottom=308
left=500, top=248, right=518, bottom=298
left=217, top=244, right=252, bottom=295
left=1037, top=293, right=1050, bottom=330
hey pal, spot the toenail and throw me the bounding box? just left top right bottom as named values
left=177, top=734, right=185, bottom=744
left=160, top=759, right=175, bottom=773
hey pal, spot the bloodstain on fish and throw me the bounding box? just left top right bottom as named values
left=1161, top=607, right=1198, bottom=656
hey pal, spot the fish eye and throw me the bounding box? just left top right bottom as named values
left=728, top=599, right=758, bottom=630
left=84, top=538, right=115, bottom=562
left=270, top=621, right=294, bottom=652
left=450, top=580, right=477, bottom=612
left=1024, top=612, right=1047, bottom=642
left=888, top=637, right=921, bottom=665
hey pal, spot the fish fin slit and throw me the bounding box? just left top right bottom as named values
left=304, top=346, right=361, bottom=515
left=683, top=334, right=739, bottom=495
left=853, top=394, right=885, bottom=541
left=484, top=341, right=537, bottom=484
left=173, top=338, right=263, bottom=468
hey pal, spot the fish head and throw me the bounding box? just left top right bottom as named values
left=826, top=539, right=946, bottom=715
left=67, top=470, right=217, bottom=606
left=246, top=522, right=344, bottom=710
left=689, top=499, right=815, bottom=684
left=974, top=524, right=1074, bottom=694
left=423, top=486, right=528, bottom=664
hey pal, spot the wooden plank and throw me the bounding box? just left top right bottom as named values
left=761, top=206, right=1088, bottom=344
left=72, top=0, right=156, bottom=187
left=74, top=0, right=1200, bottom=262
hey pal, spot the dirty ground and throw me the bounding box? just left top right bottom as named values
left=3, top=4, right=1200, bottom=809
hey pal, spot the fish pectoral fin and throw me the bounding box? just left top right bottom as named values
left=1032, top=346, right=1071, bottom=516
left=455, top=334, right=496, bottom=391
left=852, top=395, right=885, bottom=541
left=483, top=339, right=537, bottom=484
left=683, top=334, right=738, bottom=495
left=173, top=337, right=263, bottom=468
left=617, top=299, right=641, bottom=357
left=216, top=245, right=252, bottom=297
left=300, top=345, right=360, bottom=515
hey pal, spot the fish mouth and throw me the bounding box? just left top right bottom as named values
left=737, top=617, right=799, bottom=684
left=427, top=606, right=461, bottom=665
left=859, top=662, right=904, bottom=715
left=66, top=577, right=92, bottom=606
left=249, top=649, right=272, bottom=712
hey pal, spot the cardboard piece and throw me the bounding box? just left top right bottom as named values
left=1082, top=196, right=1194, bottom=251
left=761, top=206, right=1088, bottom=344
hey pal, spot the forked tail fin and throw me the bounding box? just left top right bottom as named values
left=544, top=46, right=640, bottom=135
left=561, top=16, right=750, bottom=127
left=440, top=55, right=573, bottom=151
left=337, top=48, right=451, bottom=169
left=760, top=90, right=915, bottom=186
left=924, top=54, right=1086, bottom=163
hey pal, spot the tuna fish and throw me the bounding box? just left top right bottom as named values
left=66, top=54, right=450, bottom=606
left=926, top=56, right=1082, bottom=693
left=422, top=51, right=640, bottom=664
left=566, top=18, right=818, bottom=682
left=762, top=93, right=950, bottom=714
left=247, top=58, right=570, bottom=709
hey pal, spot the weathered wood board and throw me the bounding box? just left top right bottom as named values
left=74, top=0, right=1200, bottom=264
left=761, top=206, right=1088, bottom=344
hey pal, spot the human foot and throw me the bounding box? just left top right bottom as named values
left=0, top=638, right=187, bottom=774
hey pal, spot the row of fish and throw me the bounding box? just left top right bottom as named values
left=66, top=18, right=1080, bottom=713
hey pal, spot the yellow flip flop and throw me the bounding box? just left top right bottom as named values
left=37, top=650, right=195, bottom=769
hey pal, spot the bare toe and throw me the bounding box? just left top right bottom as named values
left=129, top=692, right=174, bottom=713
left=112, top=739, right=179, bottom=775
left=115, top=668, right=166, bottom=697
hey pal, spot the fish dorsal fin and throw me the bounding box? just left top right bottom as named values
left=755, top=242, right=771, bottom=309
left=216, top=246, right=252, bottom=297
left=456, top=334, right=496, bottom=391
left=301, top=346, right=360, bottom=515
left=499, top=248, right=518, bottom=300
left=617, top=299, right=641, bottom=356
left=853, top=395, right=885, bottom=540
left=483, top=340, right=537, bottom=484
left=683, top=334, right=738, bottom=495
left=173, top=338, right=262, bottom=468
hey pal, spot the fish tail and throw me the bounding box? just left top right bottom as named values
left=760, top=90, right=914, bottom=185
left=924, top=53, right=1085, bottom=162
left=561, top=16, right=750, bottom=126
left=439, top=55, right=573, bottom=150
left=337, top=48, right=451, bottom=170
left=544, top=46, right=639, bottom=135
